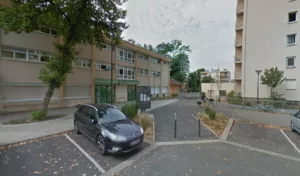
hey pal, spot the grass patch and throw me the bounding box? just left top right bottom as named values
left=133, top=113, right=153, bottom=140
left=3, top=114, right=67, bottom=125
left=198, top=112, right=229, bottom=136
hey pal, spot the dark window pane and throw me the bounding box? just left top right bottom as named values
left=41, top=56, right=50, bottom=62
left=289, top=12, right=297, bottom=22
left=287, top=58, right=294, bottom=66
left=1, top=50, right=13, bottom=57
left=15, top=52, right=26, bottom=59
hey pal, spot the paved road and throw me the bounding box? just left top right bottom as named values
left=149, top=100, right=218, bottom=141
left=214, top=104, right=293, bottom=127
left=120, top=142, right=300, bottom=176
left=228, top=121, right=300, bottom=157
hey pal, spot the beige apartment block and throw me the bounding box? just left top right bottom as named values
left=234, top=0, right=300, bottom=101
left=200, top=69, right=231, bottom=83
left=0, top=28, right=171, bottom=112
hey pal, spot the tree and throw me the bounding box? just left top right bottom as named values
left=0, top=0, right=127, bottom=113
left=202, top=76, right=215, bottom=83
left=127, top=38, right=136, bottom=44
left=187, top=68, right=206, bottom=92
left=156, top=39, right=191, bottom=58
left=155, top=39, right=191, bottom=83
left=260, top=67, right=284, bottom=99
left=170, top=53, right=190, bottom=83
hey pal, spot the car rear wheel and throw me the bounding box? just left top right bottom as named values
left=96, top=135, right=107, bottom=155
left=291, top=121, right=296, bottom=132
left=74, top=122, right=81, bottom=134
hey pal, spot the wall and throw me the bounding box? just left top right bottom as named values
left=244, top=0, right=300, bottom=100
left=202, top=83, right=234, bottom=99
left=115, top=85, right=127, bottom=102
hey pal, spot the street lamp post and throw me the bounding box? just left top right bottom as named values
left=255, top=70, right=262, bottom=104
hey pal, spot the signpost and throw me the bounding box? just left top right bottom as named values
left=136, top=86, right=151, bottom=113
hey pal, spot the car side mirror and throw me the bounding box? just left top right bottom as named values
left=91, top=119, right=97, bottom=124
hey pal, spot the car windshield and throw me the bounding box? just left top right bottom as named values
left=98, top=108, right=126, bottom=123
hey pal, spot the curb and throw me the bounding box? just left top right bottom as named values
left=220, top=118, right=234, bottom=140
left=191, top=114, right=219, bottom=138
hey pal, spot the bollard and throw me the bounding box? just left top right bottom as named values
left=174, top=113, right=177, bottom=139
left=198, top=117, right=201, bottom=138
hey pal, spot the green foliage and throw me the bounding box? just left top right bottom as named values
left=261, top=67, right=284, bottom=98
left=155, top=40, right=191, bottom=84
left=31, top=110, right=47, bottom=121
left=227, top=91, right=242, bottom=105
left=187, top=68, right=205, bottom=92
left=171, top=93, right=178, bottom=98
left=205, top=107, right=216, bottom=120
left=201, top=76, right=215, bottom=83
left=121, top=103, right=138, bottom=120
left=0, top=0, right=127, bottom=111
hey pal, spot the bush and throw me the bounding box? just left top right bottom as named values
left=227, top=90, right=242, bottom=105
left=31, top=110, right=47, bottom=121
left=171, top=93, right=178, bottom=98
left=140, top=114, right=153, bottom=130
left=121, top=103, right=138, bottom=120
left=205, top=107, right=216, bottom=120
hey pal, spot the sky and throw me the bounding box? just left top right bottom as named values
left=122, top=0, right=237, bottom=74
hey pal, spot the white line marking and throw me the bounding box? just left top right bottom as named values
left=157, top=139, right=221, bottom=146
left=64, top=134, right=106, bottom=173
left=280, top=129, right=300, bottom=155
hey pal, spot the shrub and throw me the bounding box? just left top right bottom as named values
left=31, top=110, right=47, bottom=121
left=171, top=93, right=178, bottom=98
left=205, top=107, right=216, bottom=120
left=121, top=103, right=138, bottom=120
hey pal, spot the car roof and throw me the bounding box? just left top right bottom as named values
left=85, top=103, right=116, bottom=110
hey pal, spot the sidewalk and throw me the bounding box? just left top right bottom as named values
left=0, top=99, right=178, bottom=146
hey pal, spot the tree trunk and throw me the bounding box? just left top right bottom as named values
left=42, top=85, right=55, bottom=112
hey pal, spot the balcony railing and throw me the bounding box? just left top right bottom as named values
left=236, top=0, right=244, bottom=12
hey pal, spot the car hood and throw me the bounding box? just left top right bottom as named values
left=102, top=119, right=141, bottom=137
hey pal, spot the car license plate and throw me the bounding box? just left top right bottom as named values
left=130, top=139, right=140, bottom=146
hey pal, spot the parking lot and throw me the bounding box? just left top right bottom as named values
left=149, top=100, right=218, bottom=141
left=0, top=132, right=150, bottom=176
left=119, top=121, right=300, bottom=176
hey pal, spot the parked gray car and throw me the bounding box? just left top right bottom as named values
left=291, top=111, right=300, bottom=133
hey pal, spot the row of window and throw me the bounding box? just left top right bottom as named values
left=117, top=65, right=135, bottom=80
left=1, top=46, right=54, bottom=62
left=150, top=71, right=161, bottom=77
left=138, top=68, right=148, bottom=76
left=36, top=27, right=58, bottom=36
left=117, top=48, right=134, bottom=63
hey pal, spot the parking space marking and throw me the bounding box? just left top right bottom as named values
left=280, top=129, right=300, bottom=155
left=64, top=134, right=106, bottom=173
left=157, top=139, right=221, bottom=146
left=224, top=141, right=300, bottom=162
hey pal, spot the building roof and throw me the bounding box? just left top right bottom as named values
left=170, top=79, right=181, bottom=85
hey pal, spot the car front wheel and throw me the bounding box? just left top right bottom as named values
left=291, top=121, right=296, bottom=132
left=96, top=135, right=107, bottom=155
left=74, top=121, right=81, bottom=134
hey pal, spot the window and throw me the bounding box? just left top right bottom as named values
left=286, top=79, right=296, bottom=90
left=286, top=56, right=296, bottom=67
left=287, top=34, right=296, bottom=45
left=95, top=61, right=111, bottom=70
left=150, top=57, right=160, bottom=64
left=288, top=11, right=297, bottom=23
left=73, top=58, right=92, bottom=68
left=117, top=48, right=134, bottom=63
left=138, top=69, right=148, bottom=76
left=37, top=27, right=58, bottom=36
left=98, top=108, right=126, bottom=123
left=150, top=71, right=160, bottom=77
left=117, top=65, right=135, bottom=80
left=138, top=53, right=147, bottom=61
left=1, top=45, right=54, bottom=62
left=99, top=43, right=112, bottom=51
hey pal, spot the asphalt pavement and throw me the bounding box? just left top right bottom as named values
left=149, top=99, right=218, bottom=141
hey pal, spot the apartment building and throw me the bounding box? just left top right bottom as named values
left=200, top=69, right=231, bottom=83
left=234, top=0, right=300, bottom=101
left=0, top=28, right=171, bottom=112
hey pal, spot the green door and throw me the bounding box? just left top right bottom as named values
left=95, top=85, right=115, bottom=104
left=127, top=85, right=136, bottom=101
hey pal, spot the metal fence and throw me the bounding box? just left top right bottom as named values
left=220, top=98, right=300, bottom=114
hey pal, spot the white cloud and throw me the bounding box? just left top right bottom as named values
left=122, top=0, right=237, bottom=73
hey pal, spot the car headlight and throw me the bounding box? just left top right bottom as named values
left=140, top=127, right=144, bottom=134
left=109, top=133, right=127, bottom=142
